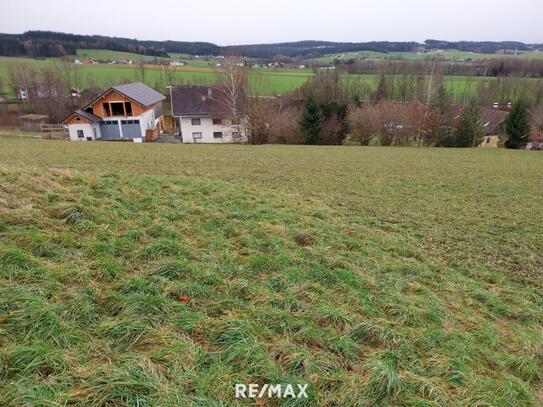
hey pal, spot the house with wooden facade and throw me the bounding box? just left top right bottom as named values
left=62, top=83, right=165, bottom=142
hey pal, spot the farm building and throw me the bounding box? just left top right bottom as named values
left=62, top=83, right=165, bottom=142
left=18, top=114, right=48, bottom=131
left=170, top=85, right=246, bottom=143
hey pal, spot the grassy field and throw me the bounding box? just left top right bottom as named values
left=0, top=139, right=542, bottom=406
left=313, top=49, right=543, bottom=63
left=1, top=51, right=542, bottom=102
left=75, top=49, right=167, bottom=63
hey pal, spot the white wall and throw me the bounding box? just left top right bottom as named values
left=178, top=116, right=246, bottom=143
left=68, top=123, right=101, bottom=141
left=137, top=108, right=164, bottom=139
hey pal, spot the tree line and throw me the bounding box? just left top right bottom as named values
left=244, top=71, right=537, bottom=149
left=1, top=31, right=542, bottom=59
left=339, top=58, right=543, bottom=79
left=0, top=31, right=219, bottom=58
left=3, top=57, right=538, bottom=149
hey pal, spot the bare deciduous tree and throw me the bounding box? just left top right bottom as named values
left=215, top=54, right=248, bottom=142
left=348, top=104, right=381, bottom=145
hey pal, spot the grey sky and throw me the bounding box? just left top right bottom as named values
left=0, top=0, right=541, bottom=45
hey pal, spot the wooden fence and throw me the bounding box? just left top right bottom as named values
left=40, top=124, right=69, bottom=140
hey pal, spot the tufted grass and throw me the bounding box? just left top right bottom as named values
left=0, top=139, right=542, bottom=406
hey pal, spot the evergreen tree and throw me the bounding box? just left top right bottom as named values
left=505, top=101, right=531, bottom=149
left=300, top=95, right=322, bottom=145
left=455, top=99, right=484, bottom=147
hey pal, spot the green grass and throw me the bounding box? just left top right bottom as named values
left=313, top=49, right=543, bottom=63
left=0, top=139, right=542, bottom=406
left=75, top=49, right=166, bottom=63
left=1, top=52, right=542, bottom=101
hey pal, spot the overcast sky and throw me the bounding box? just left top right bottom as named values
left=1, top=0, right=541, bottom=45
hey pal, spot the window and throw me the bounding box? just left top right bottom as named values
left=102, top=103, right=111, bottom=117
left=212, top=118, right=222, bottom=125
left=213, top=132, right=223, bottom=138
left=486, top=137, right=491, bottom=144
left=231, top=118, right=241, bottom=125
left=110, top=102, right=125, bottom=116
left=191, top=118, right=201, bottom=125
left=77, top=130, right=84, bottom=138
left=192, top=132, right=202, bottom=139
left=232, top=131, right=240, bottom=139
left=124, top=102, right=132, bottom=116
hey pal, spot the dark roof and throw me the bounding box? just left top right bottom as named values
left=75, top=109, right=101, bottom=123
left=61, top=109, right=101, bottom=124
left=528, top=108, right=543, bottom=127
left=479, top=108, right=508, bottom=135
left=112, top=83, right=166, bottom=106
left=171, top=85, right=244, bottom=117
left=450, top=105, right=507, bottom=135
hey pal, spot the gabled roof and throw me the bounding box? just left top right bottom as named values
left=450, top=105, right=507, bottom=135
left=171, top=85, right=244, bottom=117
left=62, top=109, right=101, bottom=124
left=112, top=83, right=166, bottom=107
left=83, top=83, right=165, bottom=110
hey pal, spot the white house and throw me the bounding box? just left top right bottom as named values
left=170, top=85, right=246, bottom=143
left=62, top=83, right=165, bottom=142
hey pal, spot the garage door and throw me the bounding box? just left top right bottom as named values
left=121, top=120, right=142, bottom=139
left=99, top=120, right=121, bottom=140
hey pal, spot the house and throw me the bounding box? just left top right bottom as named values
left=169, top=61, right=185, bottom=67
left=451, top=105, right=508, bottom=148
left=62, top=83, right=166, bottom=142
left=478, top=107, right=508, bottom=147
left=170, top=85, right=246, bottom=143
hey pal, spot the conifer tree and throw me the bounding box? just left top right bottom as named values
left=455, top=99, right=484, bottom=147
left=505, top=101, right=531, bottom=149
left=300, top=95, right=322, bottom=145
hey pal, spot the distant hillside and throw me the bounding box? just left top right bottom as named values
left=0, top=31, right=220, bottom=58
left=227, top=41, right=421, bottom=58
left=0, top=31, right=541, bottom=59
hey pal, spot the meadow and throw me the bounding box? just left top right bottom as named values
left=312, top=49, right=543, bottom=63
left=0, top=139, right=542, bottom=406
left=1, top=51, right=542, bottom=103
